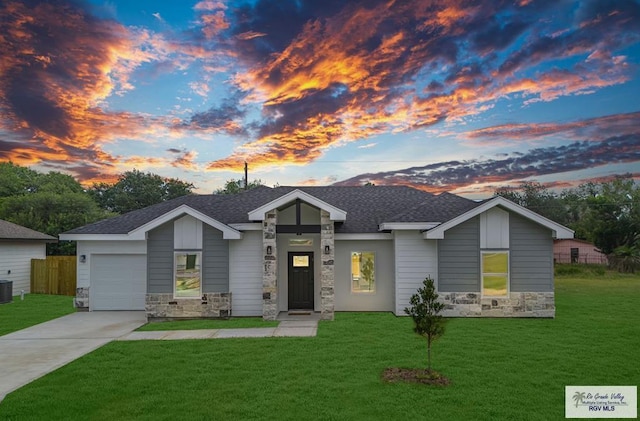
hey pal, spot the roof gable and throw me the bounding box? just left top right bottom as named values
left=61, top=204, right=241, bottom=241
left=424, top=196, right=574, bottom=239
left=130, top=205, right=241, bottom=240
left=248, top=189, right=347, bottom=221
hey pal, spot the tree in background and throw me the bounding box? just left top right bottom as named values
left=214, top=178, right=265, bottom=195
left=0, top=163, right=111, bottom=254
left=89, top=169, right=194, bottom=214
left=404, top=276, right=446, bottom=371
left=495, top=181, right=569, bottom=225
left=496, top=175, right=640, bottom=272
left=0, top=162, right=40, bottom=197
left=572, top=177, right=639, bottom=272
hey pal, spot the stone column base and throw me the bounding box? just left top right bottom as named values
left=75, top=287, right=90, bottom=310
left=439, top=292, right=555, bottom=318
left=146, top=292, right=232, bottom=320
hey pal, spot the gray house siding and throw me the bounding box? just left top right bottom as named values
left=438, top=217, right=480, bottom=292
left=202, top=225, right=229, bottom=292
left=147, top=222, right=174, bottom=293
left=510, top=213, right=554, bottom=292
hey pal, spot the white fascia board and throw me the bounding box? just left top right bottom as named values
left=248, top=189, right=347, bottom=221
left=129, top=205, right=242, bottom=240
left=63, top=205, right=243, bottom=242
left=378, top=222, right=440, bottom=231
left=423, top=196, right=574, bottom=240
left=335, top=233, right=393, bottom=240
left=229, top=223, right=263, bottom=231
left=59, top=233, right=134, bottom=241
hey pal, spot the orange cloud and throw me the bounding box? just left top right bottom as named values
left=208, top=0, right=637, bottom=172
left=0, top=0, right=191, bottom=180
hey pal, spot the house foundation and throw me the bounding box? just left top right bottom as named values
left=75, top=287, right=90, bottom=310
left=145, top=293, right=231, bottom=320
left=439, top=292, right=555, bottom=318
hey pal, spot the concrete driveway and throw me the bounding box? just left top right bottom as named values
left=0, top=311, right=146, bottom=402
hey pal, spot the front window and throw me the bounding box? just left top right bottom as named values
left=482, top=251, right=509, bottom=297
left=175, top=252, right=202, bottom=298
left=351, top=251, right=375, bottom=293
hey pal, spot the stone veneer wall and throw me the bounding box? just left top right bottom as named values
left=262, top=210, right=278, bottom=320
left=146, top=293, right=231, bottom=319
left=75, top=287, right=89, bottom=310
left=320, top=210, right=335, bottom=320
left=439, top=292, right=555, bottom=318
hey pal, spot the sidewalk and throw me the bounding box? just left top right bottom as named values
left=118, top=319, right=318, bottom=341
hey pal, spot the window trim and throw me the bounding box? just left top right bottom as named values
left=481, top=250, right=510, bottom=298
left=350, top=251, right=376, bottom=294
left=173, top=251, right=202, bottom=299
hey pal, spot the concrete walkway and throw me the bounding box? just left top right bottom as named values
left=0, top=313, right=318, bottom=402
left=118, top=319, right=318, bottom=340
left=0, top=311, right=146, bottom=402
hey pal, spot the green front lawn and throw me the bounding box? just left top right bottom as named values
left=1, top=272, right=639, bottom=420
left=0, top=294, right=74, bottom=336
left=137, top=317, right=279, bottom=331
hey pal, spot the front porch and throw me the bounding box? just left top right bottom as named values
left=256, top=191, right=345, bottom=321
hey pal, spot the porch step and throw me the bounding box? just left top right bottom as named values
left=287, top=310, right=312, bottom=316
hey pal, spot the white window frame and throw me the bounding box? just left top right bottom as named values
left=481, top=250, right=510, bottom=297
left=350, top=251, right=376, bottom=294
left=174, top=251, right=202, bottom=299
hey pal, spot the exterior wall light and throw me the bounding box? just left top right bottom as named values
left=79, top=255, right=86, bottom=263
left=324, top=245, right=330, bottom=255
left=266, top=246, right=272, bottom=255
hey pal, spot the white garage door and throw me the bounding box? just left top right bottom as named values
left=91, top=255, right=147, bottom=310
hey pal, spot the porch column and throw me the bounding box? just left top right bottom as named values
left=262, top=209, right=278, bottom=320
left=320, top=210, right=335, bottom=320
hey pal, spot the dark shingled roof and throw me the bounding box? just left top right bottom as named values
left=386, top=192, right=482, bottom=223
left=64, top=186, right=481, bottom=235
left=0, top=219, right=57, bottom=242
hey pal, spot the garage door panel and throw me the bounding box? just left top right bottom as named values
left=91, top=255, right=146, bottom=310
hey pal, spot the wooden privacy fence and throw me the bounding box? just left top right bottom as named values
left=31, top=256, right=77, bottom=296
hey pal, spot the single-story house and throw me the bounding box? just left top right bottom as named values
left=0, top=219, right=57, bottom=294
left=60, top=186, right=574, bottom=319
left=554, top=239, right=607, bottom=264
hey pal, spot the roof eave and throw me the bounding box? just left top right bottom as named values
left=61, top=204, right=243, bottom=241
left=378, top=222, right=440, bottom=231
left=423, top=196, right=575, bottom=240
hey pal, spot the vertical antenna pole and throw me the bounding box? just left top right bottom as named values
left=244, top=161, right=248, bottom=190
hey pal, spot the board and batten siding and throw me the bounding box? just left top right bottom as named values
left=229, top=230, right=263, bottom=316
left=438, top=217, right=480, bottom=292
left=510, top=212, right=554, bottom=292
left=393, top=231, right=438, bottom=315
left=147, top=222, right=174, bottom=294
left=0, top=243, right=46, bottom=294
left=76, top=240, right=147, bottom=289
left=202, top=225, right=229, bottom=292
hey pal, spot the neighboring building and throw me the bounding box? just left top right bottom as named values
left=60, top=186, right=574, bottom=319
left=554, top=239, right=608, bottom=265
left=0, top=219, right=57, bottom=294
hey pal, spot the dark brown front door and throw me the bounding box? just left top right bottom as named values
left=288, top=252, right=314, bottom=310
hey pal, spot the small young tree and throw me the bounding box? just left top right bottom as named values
left=404, top=276, right=446, bottom=371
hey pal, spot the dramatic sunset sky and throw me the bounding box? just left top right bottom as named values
left=1, top=0, right=639, bottom=196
